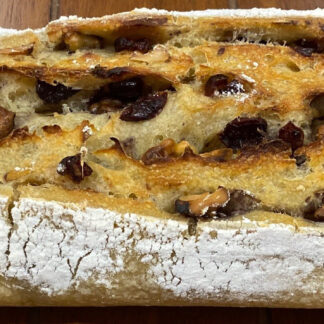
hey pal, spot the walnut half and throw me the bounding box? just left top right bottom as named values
left=142, top=138, right=196, bottom=165
left=0, top=106, right=15, bottom=139
left=175, top=187, right=230, bottom=218
left=64, top=32, right=102, bottom=52
left=0, top=44, right=34, bottom=56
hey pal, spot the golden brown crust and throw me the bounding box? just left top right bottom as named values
left=46, top=14, right=324, bottom=45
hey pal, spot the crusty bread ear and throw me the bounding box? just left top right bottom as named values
left=0, top=9, right=323, bottom=306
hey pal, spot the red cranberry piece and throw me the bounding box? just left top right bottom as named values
left=292, top=38, right=324, bottom=57
left=205, top=74, right=229, bottom=97
left=205, top=75, right=244, bottom=97
left=57, top=153, right=92, bottom=183
left=114, top=37, right=152, bottom=53
left=240, top=139, right=290, bottom=158
left=217, top=190, right=260, bottom=218
left=220, top=117, right=267, bottom=149
left=294, top=154, right=307, bottom=166
left=217, top=47, right=225, bottom=55
left=293, top=46, right=315, bottom=57
left=279, top=121, right=304, bottom=151
left=109, top=77, right=144, bottom=102
left=91, top=66, right=131, bottom=80
left=114, top=37, right=132, bottom=52
left=120, top=91, right=168, bottom=121
left=88, top=84, right=110, bottom=106
left=224, top=79, right=244, bottom=94
left=36, top=80, right=78, bottom=104
left=175, top=200, right=191, bottom=217
left=89, top=77, right=144, bottom=105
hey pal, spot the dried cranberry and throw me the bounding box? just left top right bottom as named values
left=109, top=77, right=144, bottom=102
left=220, top=117, right=267, bottom=149
left=279, top=122, right=304, bottom=151
left=175, top=200, right=190, bottom=216
left=217, top=190, right=260, bottom=218
left=224, top=80, right=244, bottom=94
left=240, top=139, right=290, bottom=158
left=205, top=75, right=244, bottom=97
left=166, top=85, right=176, bottom=92
left=120, top=91, right=168, bottom=121
left=88, top=77, right=144, bottom=113
left=294, top=154, right=307, bottom=166
left=205, top=74, right=229, bottom=97
left=57, top=153, right=92, bottom=183
left=91, top=66, right=131, bottom=80
left=36, top=80, right=78, bottom=104
left=114, top=37, right=152, bottom=53
left=292, top=38, right=324, bottom=57
left=88, top=84, right=111, bottom=106
left=294, top=46, right=314, bottom=57
left=217, top=47, right=225, bottom=55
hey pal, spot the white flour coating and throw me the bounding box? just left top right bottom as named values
left=2, top=197, right=324, bottom=301
left=0, top=27, right=44, bottom=36
left=1, top=8, right=323, bottom=34
left=133, top=7, right=324, bottom=18
left=53, top=8, right=324, bottom=24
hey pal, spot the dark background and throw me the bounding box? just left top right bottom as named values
left=1, top=0, right=324, bottom=323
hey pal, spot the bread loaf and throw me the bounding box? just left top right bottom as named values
left=0, top=8, right=323, bottom=306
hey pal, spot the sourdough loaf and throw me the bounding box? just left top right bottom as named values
left=0, top=8, right=323, bottom=307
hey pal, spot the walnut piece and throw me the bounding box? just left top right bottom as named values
left=142, top=138, right=196, bottom=165
left=175, top=187, right=230, bottom=218
left=0, top=44, right=34, bottom=56
left=64, top=32, right=102, bottom=52
left=0, top=106, right=15, bottom=139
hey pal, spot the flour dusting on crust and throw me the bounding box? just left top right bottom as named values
left=1, top=8, right=324, bottom=33
left=1, top=197, right=323, bottom=306
left=133, top=7, right=324, bottom=18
